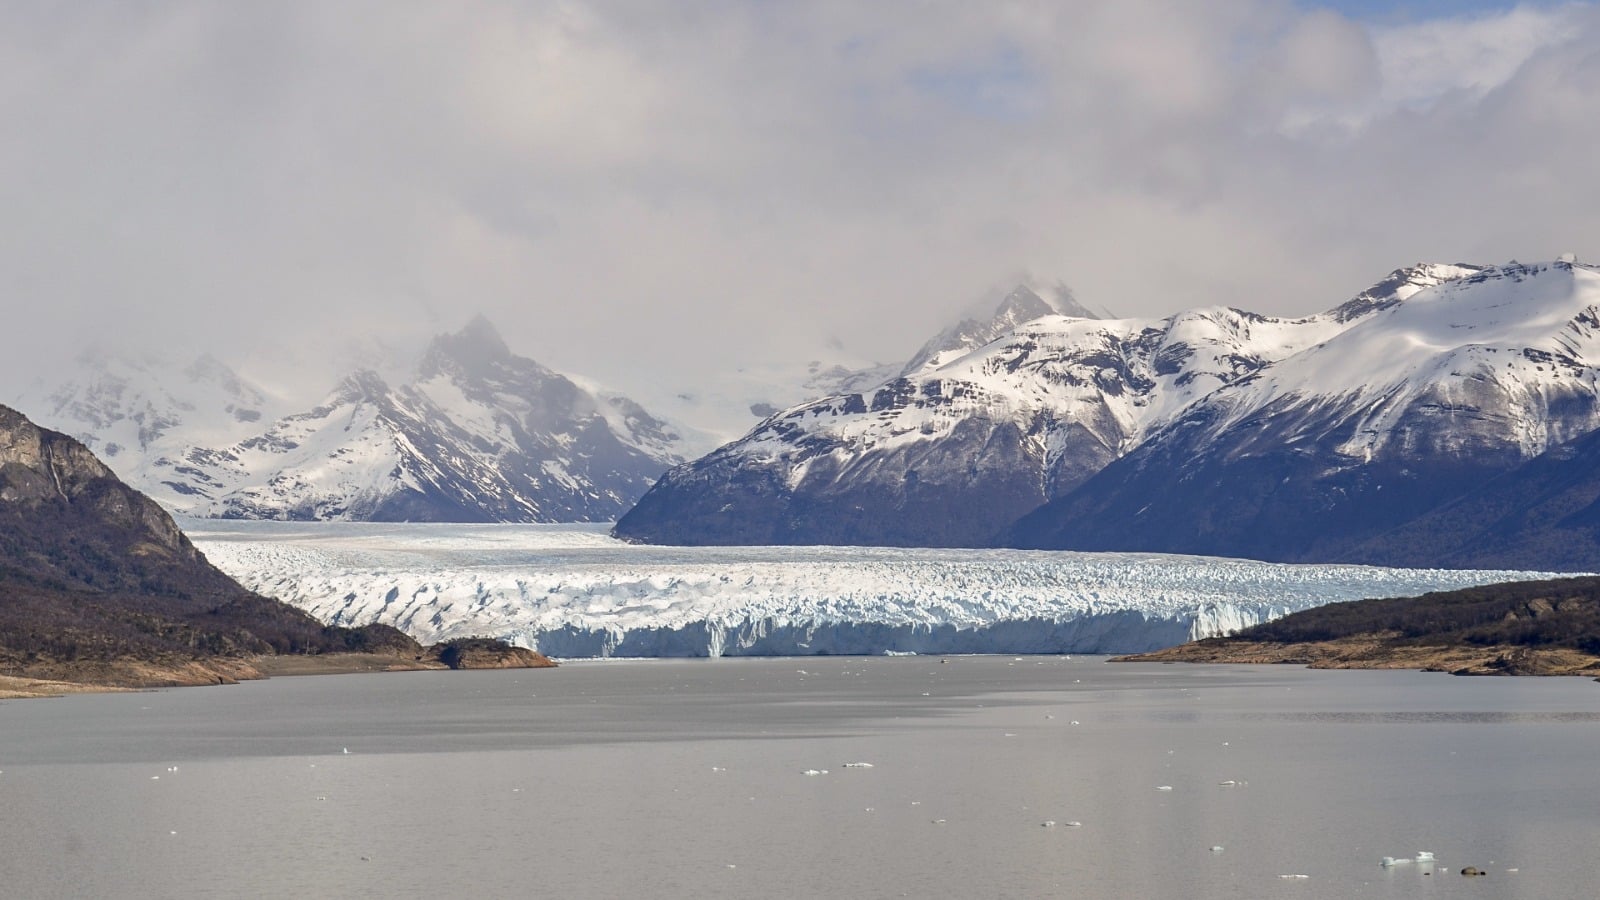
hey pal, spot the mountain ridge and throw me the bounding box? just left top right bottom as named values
left=615, top=264, right=1474, bottom=548
left=0, top=402, right=555, bottom=689
left=1011, top=261, right=1600, bottom=564
left=13, top=318, right=695, bottom=523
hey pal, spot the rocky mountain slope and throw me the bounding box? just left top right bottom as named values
left=615, top=266, right=1473, bottom=547
left=0, top=403, right=421, bottom=685
left=1011, top=261, right=1600, bottom=564
left=1340, top=423, right=1600, bottom=571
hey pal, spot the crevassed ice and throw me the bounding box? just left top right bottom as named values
left=187, top=521, right=1569, bottom=658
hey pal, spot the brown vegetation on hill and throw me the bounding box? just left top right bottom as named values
left=1122, top=576, right=1600, bottom=676
left=0, top=403, right=551, bottom=693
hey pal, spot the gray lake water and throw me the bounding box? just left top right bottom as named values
left=3, top=657, right=1599, bottom=899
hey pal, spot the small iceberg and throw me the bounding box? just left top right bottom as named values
left=1381, top=851, right=1435, bottom=867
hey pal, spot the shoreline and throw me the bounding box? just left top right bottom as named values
left=1118, top=636, right=1600, bottom=677
left=1, top=647, right=556, bottom=700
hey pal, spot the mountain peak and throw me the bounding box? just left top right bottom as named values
left=901, top=279, right=1096, bottom=376
left=999, top=281, right=1100, bottom=321
left=444, top=314, right=512, bottom=360
left=1326, top=262, right=1485, bottom=322
left=419, top=315, right=518, bottom=382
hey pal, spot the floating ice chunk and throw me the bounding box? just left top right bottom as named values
left=1070, top=720, right=1080, bottom=726
left=801, top=769, right=827, bottom=776
left=842, top=762, right=874, bottom=768
left=1063, top=821, right=1082, bottom=827
left=1042, top=821, right=1057, bottom=828
left=1278, top=874, right=1310, bottom=879
left=1156, top=785, right=1173, bottom=791
left=711, top=766, right=727, bottom=772
left=1415, top=851, right=1434, bottom=861
left=932, top=819, right=946, bottom=824
left=1210, top=846, right=1224, bottom=853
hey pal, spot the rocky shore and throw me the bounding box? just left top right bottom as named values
left=1121, top=635, right=1600, bottom=677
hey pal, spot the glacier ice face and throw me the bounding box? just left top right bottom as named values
left=187, top=520, right=1568, bottom=658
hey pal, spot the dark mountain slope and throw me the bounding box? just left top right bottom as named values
left=1127, top=576, right=1600, bottom=676
left=1341, top=426, right=1600, bottom=571
left=0, top=404, right=447, bottom=685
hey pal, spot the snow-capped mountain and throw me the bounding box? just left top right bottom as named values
left=615, top=267, right=1470, bottom=547
left=161, top=316, right=691, bottom=521
left=613, top=354, right=902, bottom=453
left=1012, top=260, right=1600, bottom=563
left=7, top=350, right=290, bottom=505
left=900, top=280, right=1100, bottom=376
left=10, top=318, right=695, bottom=523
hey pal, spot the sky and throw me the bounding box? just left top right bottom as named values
left=1, top=0, right=1597, bottom=407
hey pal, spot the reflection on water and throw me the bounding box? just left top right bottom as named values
left=1256, top=710, right=1600, bottom=725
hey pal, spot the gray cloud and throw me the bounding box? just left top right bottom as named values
left=1, top=0, right=1597, bottom=404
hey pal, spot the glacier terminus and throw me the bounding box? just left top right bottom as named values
left=188, top=520, right=1565, bottom=658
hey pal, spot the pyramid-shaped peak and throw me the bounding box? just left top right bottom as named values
left=432, top=314, right=513, bottom=363
left=900, top=278, right=1099, bottom=377
left=979, top=278, right=1107, bottom=323
left=994, top=281, right=1099, bottom=321
left=458, top=315, right=511, bottom=354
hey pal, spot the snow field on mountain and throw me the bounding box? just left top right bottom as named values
left=188, top=521, right=1562, bottom=658
left=1210, top=263, right=1600, bottom=458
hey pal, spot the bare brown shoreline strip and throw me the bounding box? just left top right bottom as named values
left=1, top=645, right=555, bottom=700
left=1118, top=637, right=1600, bottom=677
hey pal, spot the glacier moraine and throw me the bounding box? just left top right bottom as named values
left=185, top=520, right=1570, bottom=658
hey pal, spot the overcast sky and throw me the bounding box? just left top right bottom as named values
left=1, top=0, right=1596, bottom=402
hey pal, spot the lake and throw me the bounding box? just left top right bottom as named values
left=2, top=657, right=1597, bottom=898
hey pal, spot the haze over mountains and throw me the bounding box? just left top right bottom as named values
left=14, top=318, right=700, bottom=523
left=13, top=260, right=1600, bottom=572
left=620, top=260, right=1600, bottom=571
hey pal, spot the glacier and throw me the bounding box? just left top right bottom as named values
left=185, top=520, right=1570, bottom=658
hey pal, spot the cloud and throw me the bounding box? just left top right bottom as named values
left=0, top=0, right=1597, bottom=409
left=1372, top=2, right=1586, bottom=108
